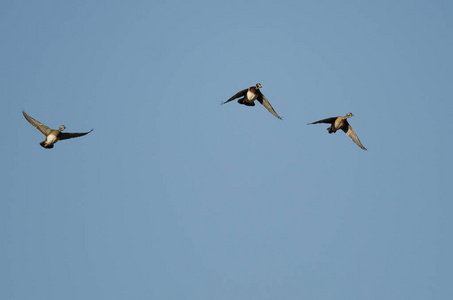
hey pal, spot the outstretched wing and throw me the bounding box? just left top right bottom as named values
left=22, top=111, right=52, bottom=136
left=257, top=94, right=283, bottom=120
left=342, top=122, right=367, bottom=150
left=59, top=129, right=93, bottom=140
left=307, top=117, right=337, bottom=125
left=221, top=88, right=247, bottom=105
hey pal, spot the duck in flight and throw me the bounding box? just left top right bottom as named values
left=23, top=110, right=93, bottom=149
left=221, top=83, right=283, bottom=120
left=308, top=112, right=367, bottom=150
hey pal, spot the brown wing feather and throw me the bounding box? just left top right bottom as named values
left=307, top=117, right=337, bottom=125
left=22, top=111, right=52, bottom=136
left=221, top=88, right=248, bottom=104
left=257, top=94, right=283, bottom=120
left=341, top=123, right=367, bottom=150
left=59, top=129, right=93, bottom=140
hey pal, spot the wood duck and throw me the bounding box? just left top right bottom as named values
left=23, top=111, right=93, bottom=149
left=221, top=83, right=283, bottom=120
left=308, top=112, right=367, bottom=150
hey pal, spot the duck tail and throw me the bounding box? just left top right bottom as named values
left=40, top=141, right=53, bottom=149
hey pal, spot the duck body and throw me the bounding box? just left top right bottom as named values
left=237, top=87, right=259, bottom=106
left=243, top=86, right=260, bottom=104
left=40, top=133, right=58, bottom=148
left=327, top=117, right=348, bottom=134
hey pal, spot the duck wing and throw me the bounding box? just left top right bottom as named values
left=59, top=129, right=93, bottom=140
left=257, top=94, right=283, bottom=120
left=221, top=88, right=248, bottom=104
left=307, top=117, right=337, bottom=125
left=22, top=111, right=52, bottom=136
left=342, top=122, right=367, bottom=150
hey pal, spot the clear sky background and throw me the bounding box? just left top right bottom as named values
left=1, top=0, right=452, bottom=299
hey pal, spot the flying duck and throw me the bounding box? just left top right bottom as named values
left=22, top=110, right=93, bottom=149
left=221, top=83, right=283, bottom=120
left=308, top=112, right=367, bottom=150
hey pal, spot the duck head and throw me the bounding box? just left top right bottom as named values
left=256, top=83, right=262, bottom=89
left=59, top=125, right=66, bottom=131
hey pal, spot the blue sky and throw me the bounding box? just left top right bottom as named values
left=1, top=0, right=452, bottom=299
